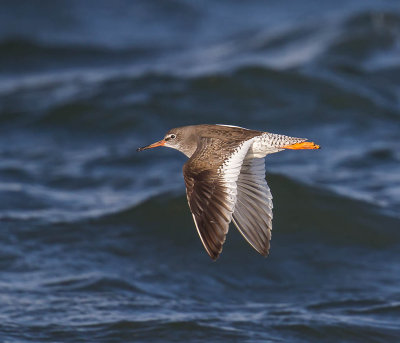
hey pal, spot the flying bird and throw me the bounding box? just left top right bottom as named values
left=137, top=124, right=320, bottom=260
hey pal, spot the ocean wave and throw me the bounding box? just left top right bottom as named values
left=0, top=37, right=156, bottom=56
left=1, top=64, right=398, bottom=132
left=0, top=37, right=161, bottom=77
left=42, top=274, right=142, bottom=293
left=1, top=2, right=400, bottom=342
left=100, top=174, right=400, bottom=248
left=1, top=153, right=398, bottom=248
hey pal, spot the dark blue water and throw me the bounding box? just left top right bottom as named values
left=1, top=1, right=400, bottom=342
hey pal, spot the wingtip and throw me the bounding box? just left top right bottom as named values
left=207, top=249, right=222, bottom=261
left=261, top=249, right=270, bottom=258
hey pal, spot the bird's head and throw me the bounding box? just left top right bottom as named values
left=137, top=126, right=197, bottom=157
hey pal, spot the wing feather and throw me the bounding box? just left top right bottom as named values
left=183, top=137, right=255, bottom=260
left=232, top=157, right=273, bottom=256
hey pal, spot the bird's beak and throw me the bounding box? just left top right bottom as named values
left=136, top=139, right=166, bottom=152
left=283, top=141, right=320, bottom=150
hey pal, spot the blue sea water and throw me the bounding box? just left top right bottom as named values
left=0, top=0, right=400, bottom=342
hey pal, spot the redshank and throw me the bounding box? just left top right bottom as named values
left=137, top=124, right=320, bottom=260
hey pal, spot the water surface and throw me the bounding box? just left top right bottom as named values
left=0, top=1, right=400, bottom=342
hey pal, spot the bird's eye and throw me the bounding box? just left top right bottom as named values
left=170, top=134, right=176, bottom=139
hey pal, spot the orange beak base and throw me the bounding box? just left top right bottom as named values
left=137, top=139, right=166, bottom=152
left=283, top=141, right=320, bottom=150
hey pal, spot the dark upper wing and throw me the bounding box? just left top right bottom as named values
left=183, top=137, right=255, bottom=260
left=232, top=157, right=273, bottom=256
